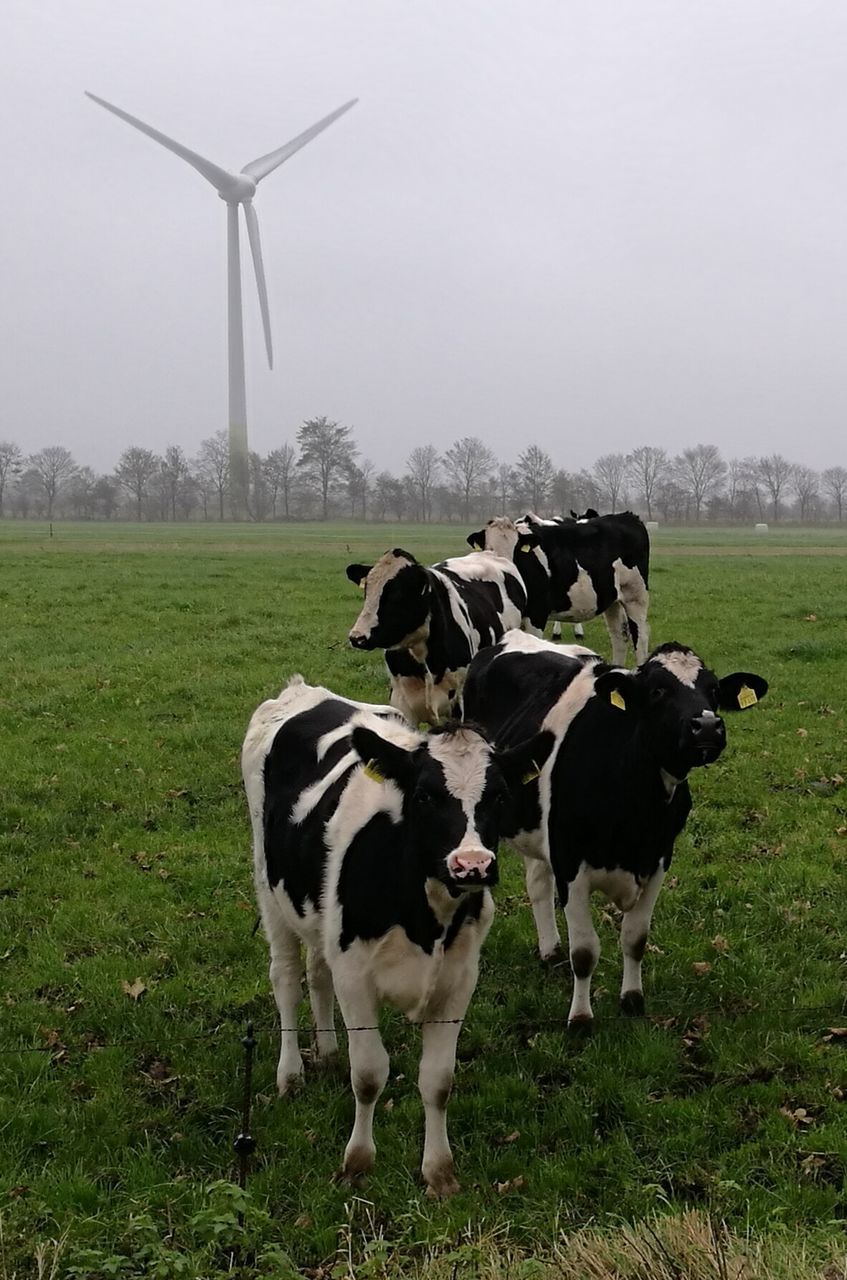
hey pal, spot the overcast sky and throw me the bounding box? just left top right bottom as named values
left=4, top=1, right=847, bottom=476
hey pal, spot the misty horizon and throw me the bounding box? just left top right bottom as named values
left=5, top=2, right=847, bottom=476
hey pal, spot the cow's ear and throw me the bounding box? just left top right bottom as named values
left=716, top=672, right=769, bottom=711
left=592, top=669, right=646, bottom=714
left=569, top=510, right=578, bottom=520
left=585, top=508, right=599, bottom=519
left=467, top=529, right=485, bottom=551
left=351, top=725, right=417, bottom=788
left=346, top=563, right=371, bottom=588
left=496, top=729, right=556, bottom=789
left=516, top=531, right=539, bottom=554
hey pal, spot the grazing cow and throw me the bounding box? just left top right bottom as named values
left=469, top=511, right=651, bottom=664
left=462, top=631, right=768, bottom=1025
left=345, top=548, right=526, bottom=724
left=242, top=675, right=552, bottom=1194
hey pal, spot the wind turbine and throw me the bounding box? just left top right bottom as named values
left=85, top=91, right=357, bottom=518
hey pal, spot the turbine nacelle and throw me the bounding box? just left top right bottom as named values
left=217, top=174, right=258, bottom=203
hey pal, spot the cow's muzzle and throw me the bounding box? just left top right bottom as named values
left=446, top=848, right=497, bottom=887
left=349, top=630, right=376, bottom=650
left=684, top=714, right=726, bottom=764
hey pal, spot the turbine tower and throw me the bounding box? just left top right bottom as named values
left=86, top=91, right=357, bottom=518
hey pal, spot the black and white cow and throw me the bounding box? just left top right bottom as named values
left=345, top=548, right=526, bottom=724
left=467, top=512, right=651, bottom=664
left=462, top=631, right=768, bottom=1025
left=242, top=675, right=552, bottom=1194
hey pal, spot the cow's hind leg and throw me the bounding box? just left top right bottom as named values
left=334, top=979, right=389, bottom=1179
left=563, top=873, right=600, bottom=1026
left=261, top=892, right=305, bottom=1093
left=602, top=600, right=630, bottom=666
left=523, top=855, right=562, bottom=961
left=623, top=594, right=650, bottom=666
left=620, top=866, right=665, bottom=1016
left=306, top=945, right=338, bottom=1061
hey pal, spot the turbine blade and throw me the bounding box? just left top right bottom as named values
left=243, top=203, right=273, bottom=369
left=241, top=98, right=358, bottom=183
left=85, top=91, right=238, bottom=194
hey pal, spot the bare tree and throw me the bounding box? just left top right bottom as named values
left=756, top=454, right=795, bottom=521
left=28, top=446, right=77, bottom=520
left=196, top=431, right=230, bottom=520
left=115, top=446, right=159, bottom=520
left=442, top=436, right=496, bottom=521
left=248, top=451, right=272, bottom=521
left=0, top=441, right=22, bottom=515
left=674, top=444, right=727, bottom=522
left=159, top=445, right=192, bottom=521
left=792, top=466, right=819, bottom=523
left=67, top=466, right=98, bottom=519
left=627, top=446, right=668, bottom=520
left=264, top=444, right=297, bottom=519
left=297, top=416, right=357, bottom=519
left=592, top=452, right=628, bottom=512
left=405, top=445, right=441, bottom=522
left=822, top=466, right=847, bottom=522
left=517, top=444, right=554, bottom=514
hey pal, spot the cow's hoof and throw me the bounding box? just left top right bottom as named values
left=539, top=945, right=565, bottom=969
left=423, top=1161, right=460, bottom=1199
left=276, top=1063, right=304, bottom=1096
left=620, top=990, right=645, bottom=1018
left=567, top=1016, right=594, bottom=1038
left=337, top=1145, right=375, bottom=1183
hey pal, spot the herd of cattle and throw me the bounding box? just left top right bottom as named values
left=242, top=510, right=769, bottom=1197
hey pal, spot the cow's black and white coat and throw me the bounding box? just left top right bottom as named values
left=242, top=675, right=551, bottom=1194
left=345, top=548, right=526, bottom=724
left=467, top=512, right=651, bottom=663
left=462, top=631, right=768, bottom=1024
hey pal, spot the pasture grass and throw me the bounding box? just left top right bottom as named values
left=2, top=519, right=847, bottom=1277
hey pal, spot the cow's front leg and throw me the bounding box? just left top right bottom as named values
left=523, top=855, right=562, bottom=961
left=261, top=896, right=304, bottom=1093
left=418, top=1017, right=464, bottom=1197
left=334, top=980, right=389, bottom=1179
left=619, top=865, right=665, bottom=1016
left=563, top=873, right=599, bottom=1025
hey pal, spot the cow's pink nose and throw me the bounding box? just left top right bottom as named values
left=448, top=850, right=494, bottom=878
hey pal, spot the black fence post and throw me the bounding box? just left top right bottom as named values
left=234, top=1021, right=257, bottom=1220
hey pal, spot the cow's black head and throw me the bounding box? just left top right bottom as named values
left=350, top=721, right=555, bottom=892
left=593, top=642, right=768, bottom=779
left=346, top=549, right=431, bottom=651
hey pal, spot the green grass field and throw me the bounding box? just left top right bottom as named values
left=2, top=520, right=847, bottom=1278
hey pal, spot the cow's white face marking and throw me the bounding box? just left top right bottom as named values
left=652, top=649, right=703, bottom=687
left=351, top=551, right=415, bottom=639
left=481, top=517, right=519, bottom=560
left=428, top=730, right=498, bottom=874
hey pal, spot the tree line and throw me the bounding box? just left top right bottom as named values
left=3, top=421, right=846, bottom=524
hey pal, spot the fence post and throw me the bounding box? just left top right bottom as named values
left=233, top=1022, right=257, bottom=1217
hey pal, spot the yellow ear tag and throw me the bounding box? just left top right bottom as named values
left=363, top=759, right=385, bottom=783
left=521, top=759, right=542, bottom=785
left=610, top=689, right=626, bottom=711
left=520, top=544, right=531, bottom=553
left=737, top=684, right=758, bottom=709
left=472, top=542, right=482, bottom=551
left=359, top=577, right=368, bottom=589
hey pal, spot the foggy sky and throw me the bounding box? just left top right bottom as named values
left=4, top=1, right=847, bottom=476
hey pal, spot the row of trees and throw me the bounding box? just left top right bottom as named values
left=3, top=425, right=847, bottom=524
